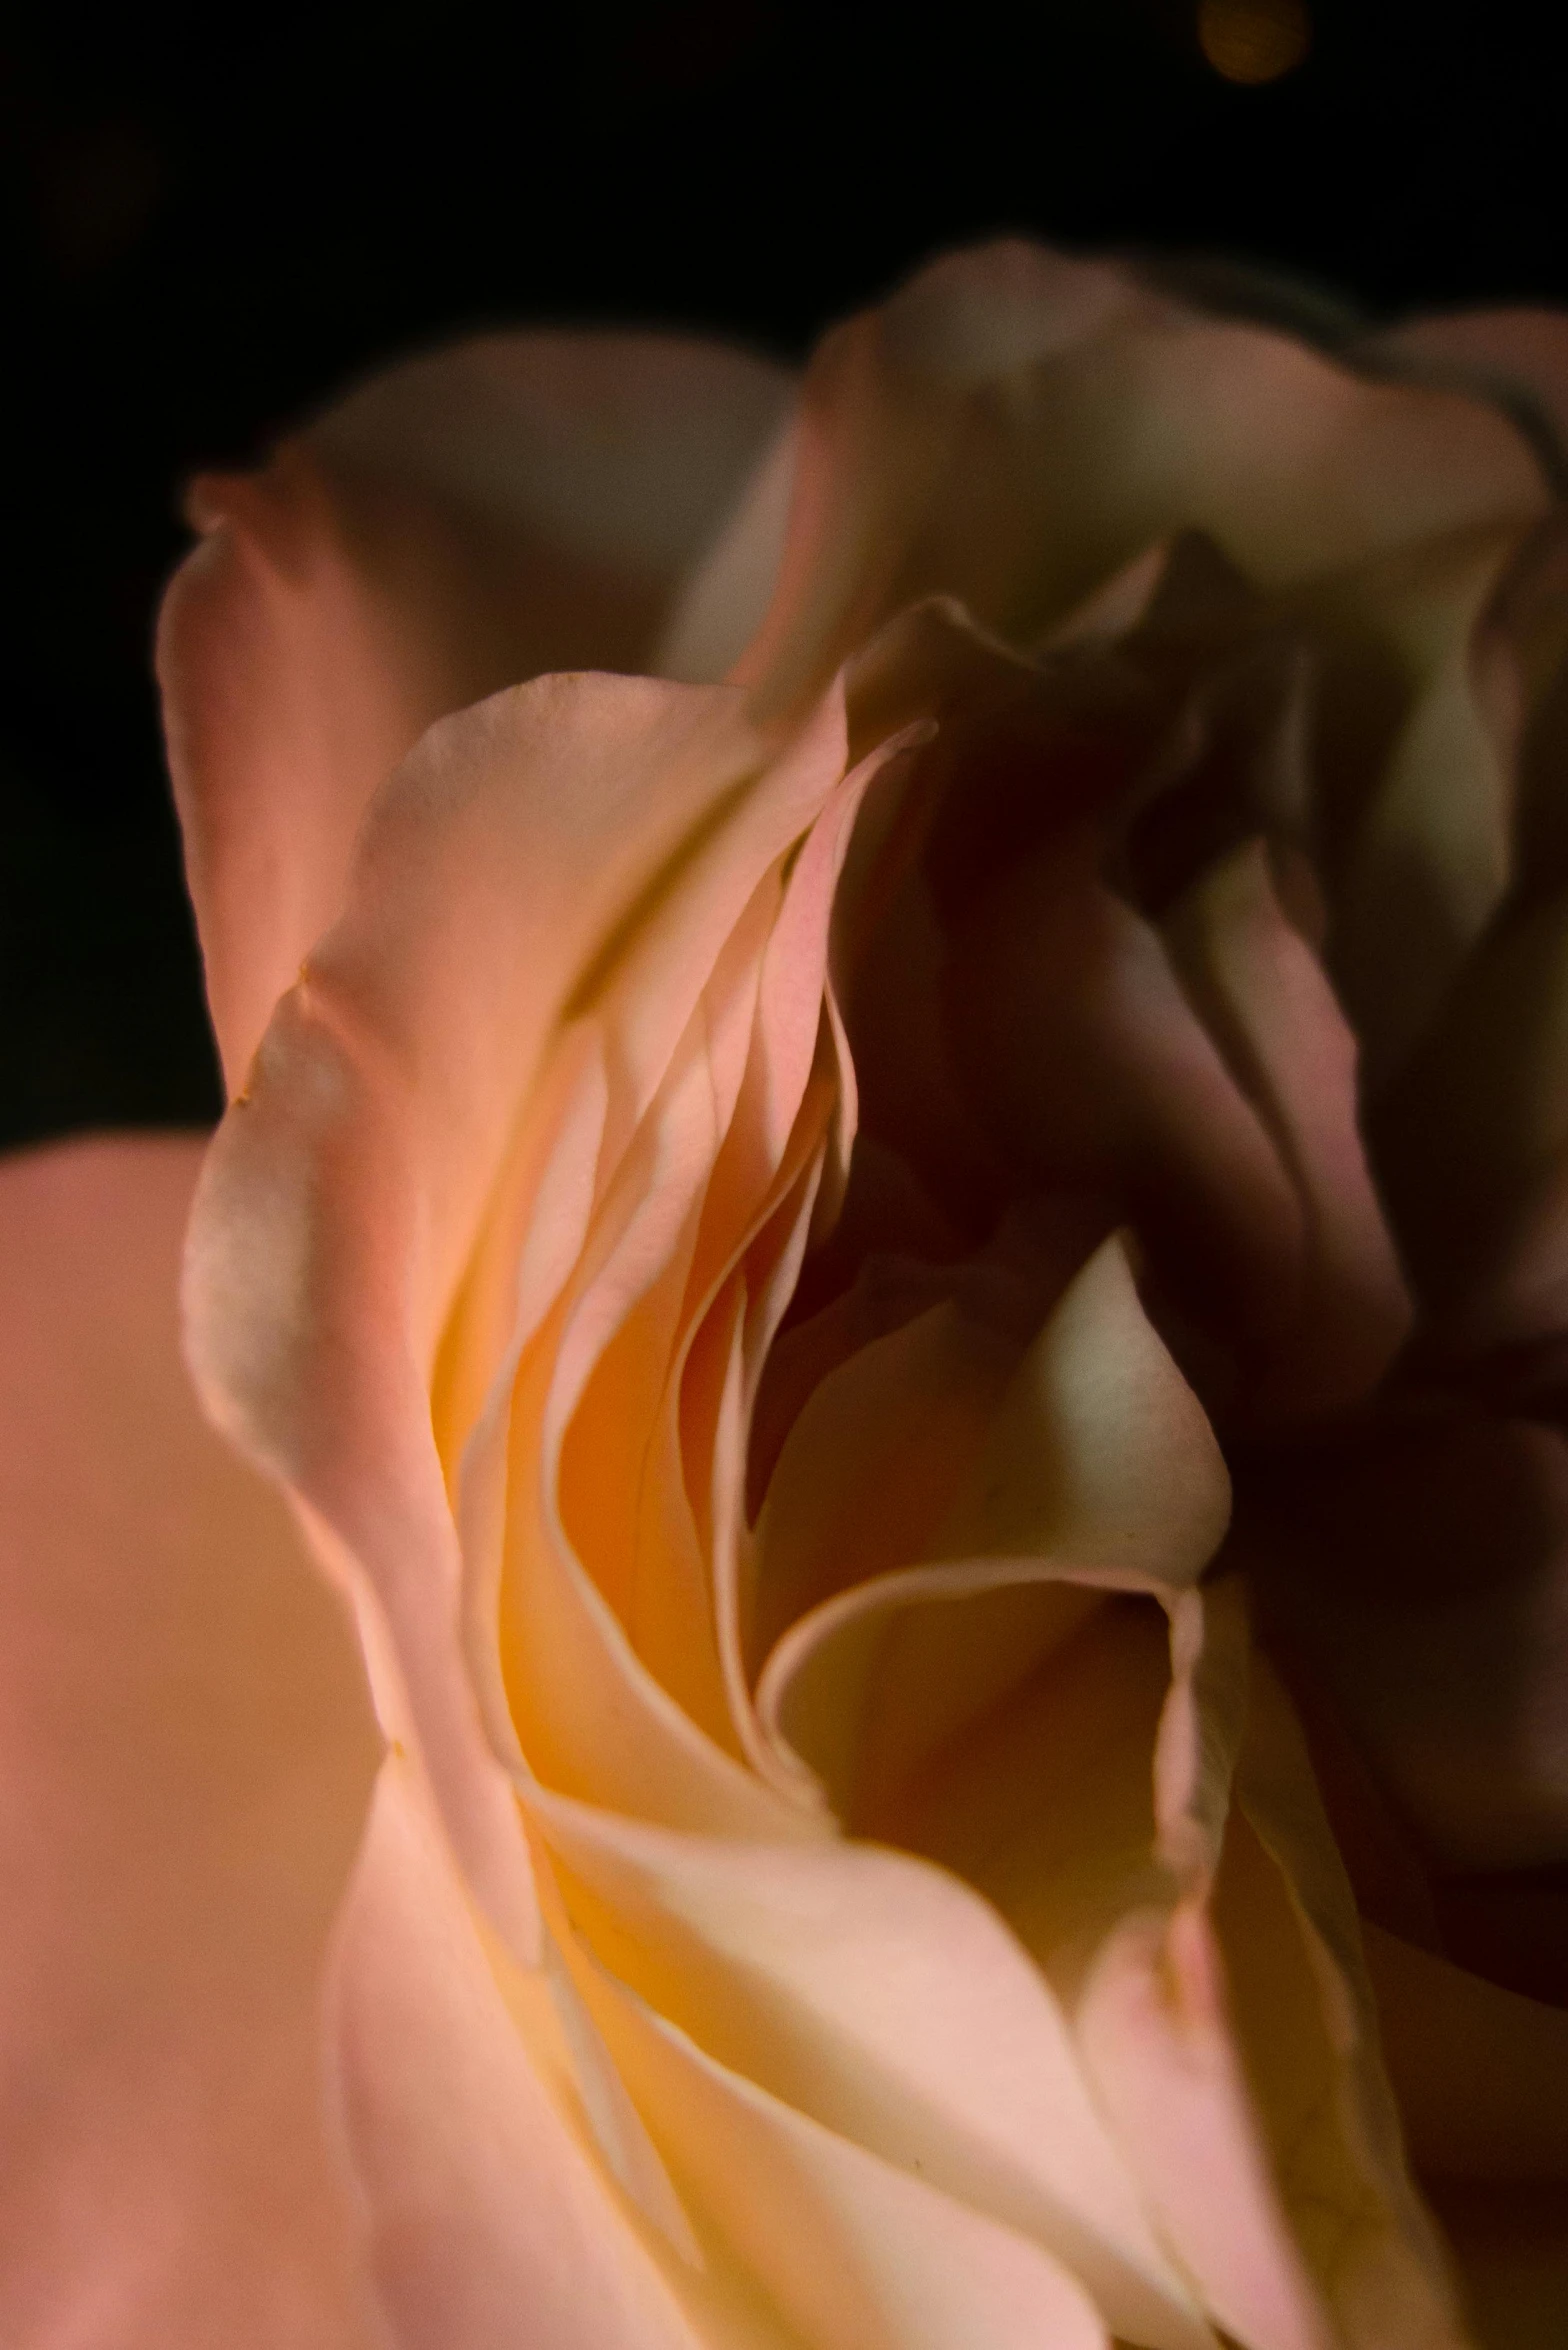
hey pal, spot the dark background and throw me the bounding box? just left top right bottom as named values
left=4, top=0, right=1566, bottom=1148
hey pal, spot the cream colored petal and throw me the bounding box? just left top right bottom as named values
left=721, top=240, right=1546, bottom=719
left=455, top=1219, right=1216, bottom=2344
left=0, top=1135, right=379, bottom=2350
left=329, top=1757, right=724, bottom=2350
left=159, top=333, right=793, bottom=1087
left=1363, top=307, right=1568, bottom=464
left=183, top=677, right=843, bottom=1950
left=533, top=1797, right=1210, bottom=2350
left=472, top=727, right=899, bottom=1829
left=1426, top=2186, right=1568, bottom=2350
left=567, top=1937, right=1111, bottom=2350
left=944, top=828, right=1309, bottom=1410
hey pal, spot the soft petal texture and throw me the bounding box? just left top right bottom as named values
left=0, top=1135, right=380, bottom=2349
left=1244, top=1413, right=1568, bottom=1872
left=1365, top=1931, right=1568, bottom=2349
left=163, top=244, right=1568, bottom=2350
left=184, top=675, right=845, bottom=1950
left=1364, top=308, right=1568, bottom=467
left=330, top=1756, right=718, bottom=2350
left=712, top=242, right=1546, bottom=720
left=158, top=332, right=792, bottom=1087
left=1162, top=837, right=1412, bottom=1417
left=1364, top=1926, right=1568, bottom=2185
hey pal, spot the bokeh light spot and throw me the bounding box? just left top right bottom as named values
left=1198, top=0, right=1311, bottom=84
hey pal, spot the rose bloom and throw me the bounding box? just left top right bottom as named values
left=5, top=243, right=1568, bottom=2350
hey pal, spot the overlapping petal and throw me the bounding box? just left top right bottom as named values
left=156, top=241, right=1568, bottom=2350
left=159, top=332, right=793, bottom=1088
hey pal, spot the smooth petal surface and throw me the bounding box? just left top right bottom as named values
left=330, top=1756, right=718, bottom=2350
left=158, top=333, right=793, bottom=1087
left=162, top=244, right=1568, bottom=2350
left=1365, top=308, right=1568, bottom=465
left=717, top=242, right=1546, bottom=719
left=1245, top=1413, right=1568, bottom=1873
left=1163, top=837, right=1412, bottom=1419
left=0, top=1134, right=380, bottom=2349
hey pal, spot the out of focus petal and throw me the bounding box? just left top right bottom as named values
left=158, top=333, right=793, bottom=1087
left=329, top=1757, right=717, bottom=2350
left=1364, top=1926, right=1568, bottom=2185
left=0, top=1135, right=380, bottom=2349
left=1163, top=837, right=1411, bottom=1420
left=1245, top=1413, right=1568, bottom=1873
left=722, top=241, right=1546, bottom=718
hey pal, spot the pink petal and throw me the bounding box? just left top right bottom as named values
left=0, top=1135, right=380, bottom=2349
left=158, top=333, right=793, bottom=1089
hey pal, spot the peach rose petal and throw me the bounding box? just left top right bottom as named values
left=186, top=675, right=865, bottom=1985
left=0, top=1135, right=380, bottom=2350
left=1224, top=1657, right=1468, bottom=2347
left=527, top=1794, right=1213, bottom=2350
left=1162, top=835, right=1412, bottom=1419
left=748, top=1242, right=1457, bottom=2349
left=1363, top=307, right=1568, bottom=461
left=329, top=1756, right=720, bottom=2350
left=448, top=704, right=906, bottom=1831
left=569, top=1943, right=1112, bottom=2350
left=752, top=1234, right=1232, bottom=1814
left=713, top=241, right=1547, bottom=721
left=158, top=332, right=793, bottom=1088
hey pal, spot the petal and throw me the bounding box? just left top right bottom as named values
left=1076, top=1602, right=1465, bottom=2350
left=0, top=1134, right=379, bottom=2348
left=184, top=675, right=855, bottom=1953
left=158, top=332, right=793, bottom=1088
left=1372, top=881, right=1568, bottom=1349
left=535, top=1800, right=1209, bottom=2350
left=718, top=240, right=1546, bottom=719
left=1162, top=837, right=1412, bottom=1420
left=1363, top=1925, right=1568, bottom=2185
left=565, top=1931, right=1111, bottom=2350
left=328, top=1757, right=716, bottom=2350
left=1244, top=1412, right=1568, bottom=1873
left=942, top=807, right=1308, bottom=1412
left=1362, top=307, right=1568, bottom=466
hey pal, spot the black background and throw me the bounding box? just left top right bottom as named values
left=3, top=0, right=1565, bottom=1148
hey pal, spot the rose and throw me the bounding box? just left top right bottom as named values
left=7, top=245, right=1568, bottom=2348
